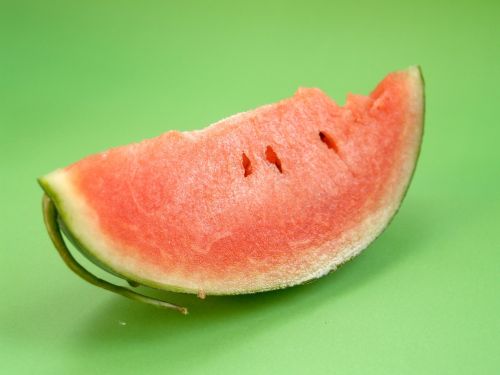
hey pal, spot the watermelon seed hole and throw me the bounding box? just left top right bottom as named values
left=242, top=152, right=252, bottom=177
left=319, top=131, right=339, bottom=153
left=265, top=146, right=283, bottom=173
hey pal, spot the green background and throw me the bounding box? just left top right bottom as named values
left=1, top=1, right=499, bottom=374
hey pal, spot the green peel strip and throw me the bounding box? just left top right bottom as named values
left=42, top=194, right=188, bottom=315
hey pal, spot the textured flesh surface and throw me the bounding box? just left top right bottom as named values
left=40, top=67, right=424, bottom=294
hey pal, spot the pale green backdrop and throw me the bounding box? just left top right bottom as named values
left=1, top=1, right=499, bottom=374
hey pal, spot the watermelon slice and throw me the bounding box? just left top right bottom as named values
left=40, top=66, right=424, bottom=313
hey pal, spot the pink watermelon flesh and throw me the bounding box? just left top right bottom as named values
left=39, top=67, right=424, bottom=295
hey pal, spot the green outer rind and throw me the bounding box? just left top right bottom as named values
left=384, top=65, right=425, bottom=234
left=38, top=178, right=122, bottom=278
left=38, top=66, right=425, bottom=297
left=41, top=193, right=188, bottom=314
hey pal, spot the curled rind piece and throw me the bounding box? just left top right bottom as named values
left=41, top=194, right=188, bottom=315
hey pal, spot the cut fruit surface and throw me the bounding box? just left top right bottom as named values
left=39, top=66, right=424, bottom=296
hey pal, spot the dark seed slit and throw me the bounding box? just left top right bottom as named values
left=265, top=146, right=283, bottom=173
left=241, top=133, right=338, bottom=177
left=242, top=152, right=252, bottom=177
left=319, top=131, right=339, bottom=153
